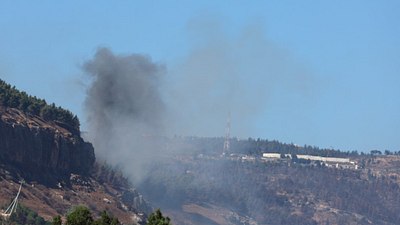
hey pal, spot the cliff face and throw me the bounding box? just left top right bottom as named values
left=0, top=106, right=95, bottom=177
left=0, top=106, right=151, bottom=224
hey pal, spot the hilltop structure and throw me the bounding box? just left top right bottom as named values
left=222, top=113, right=231, bottom=156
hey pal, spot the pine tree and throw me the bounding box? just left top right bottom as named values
left=147, top=209, right=172, bottom=225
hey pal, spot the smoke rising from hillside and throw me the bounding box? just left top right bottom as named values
left=83, top=48, right=165, bottom=182
left=83, top=22, right=314, bottom=183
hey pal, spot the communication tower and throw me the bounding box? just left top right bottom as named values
left=222, top=112, right=231, bottom=156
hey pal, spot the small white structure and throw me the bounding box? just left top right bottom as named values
left=262, top=153, right=281, bottom=159
left=262, top=153, right=292, bottom=159
left=242, top=155, right=256, bottom=162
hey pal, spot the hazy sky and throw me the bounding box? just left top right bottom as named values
left=0, top=1, right=399, bottom=152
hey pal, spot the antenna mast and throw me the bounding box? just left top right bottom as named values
left=222, top=112, right=231, bottom=156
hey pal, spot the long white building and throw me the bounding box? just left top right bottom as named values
left=262, top=153, right=350, bottom=163
left=296, top=155, right=350, bottom=163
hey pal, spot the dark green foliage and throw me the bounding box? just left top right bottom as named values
left=51, top=215, right=62, bottom=225
left=93, top=211, right=120, bottom=225
left=0, top=204, right=122, bottom=225
left=370, top=150, right=382, bottom=155
left=66, top=206, right=93, bottom=225
left=147, top=209, right=172, bottom=225
left=0, top=79, right=80, bottom=130
left=65, top=206, right=121, bottom=225
left=0, top=204, right=50, bottom=225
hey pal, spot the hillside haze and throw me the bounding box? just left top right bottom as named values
left=1, top=80, right=400, bottom=225
left=1, top=2, right=399, bottom=225
left=136, top=137, right=400, bottom=225
left=78, top=48, right=400, bottom=225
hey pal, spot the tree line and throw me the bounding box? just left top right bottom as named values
left=52, top=206, right=171, bottom=225
left=0, top=79, right=80, bottom=130
left=173, top=136, right=357, bottom=158
left=1, top=204, right=172, bottom=225
left=173, top=136, right=400, bottom=158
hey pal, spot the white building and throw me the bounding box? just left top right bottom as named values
left=262, top=153, right=281, bottom=159
left=262, top=153, right=351, bottom=163
left=296, top=155, right=350, bottom=163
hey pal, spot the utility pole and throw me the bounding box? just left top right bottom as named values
left=1, top=180, right=24, bottom=221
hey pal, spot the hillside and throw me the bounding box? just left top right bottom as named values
left=0, top=80, right=151, bottom=224
left=2, top=79, right=400, bottom=225
left=139, top=137, right=400, bottom=225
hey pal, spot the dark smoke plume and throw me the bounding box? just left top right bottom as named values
left=83, top=22, right=314, bottom=184
left=83, top=48, right=165, bottom=182
left=81, top=21, right=316, bottom=225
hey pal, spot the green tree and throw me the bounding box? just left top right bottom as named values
left=66, top=206, right=93, bottom=225
left=147, top=209, right=172, bottom=225
left=93, top=211, right=120, bottom=225
left=52, top=215, right=62, bottom=225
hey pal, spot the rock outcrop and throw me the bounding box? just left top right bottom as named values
left=0, top=106, right=95, bottom=178
left=0, top=106, right=151, bottom=224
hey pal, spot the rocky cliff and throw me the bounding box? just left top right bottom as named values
left=0, top=105, right=151, bottom=224
left=0, top=106, right=95, bottom=179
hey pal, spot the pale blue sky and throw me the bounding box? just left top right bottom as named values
left=0, top=1, right=399, bottom=151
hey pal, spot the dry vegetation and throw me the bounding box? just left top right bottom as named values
left=140, top=151, right=400, bottom=225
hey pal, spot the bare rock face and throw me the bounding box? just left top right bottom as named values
left=0, top=106, right=151, bottom=224
left=0, top=107, right=95, bottom=179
